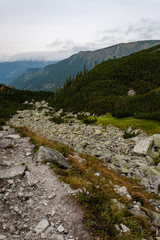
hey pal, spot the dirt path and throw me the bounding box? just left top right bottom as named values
left=0, top=126, right=94, bottom=240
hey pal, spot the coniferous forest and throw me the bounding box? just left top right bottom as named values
left=51, top=45, right=160, bottom=121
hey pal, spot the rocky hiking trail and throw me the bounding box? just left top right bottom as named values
left=0, top=126, right=94, bottom=240
left=1, top=100, right=160, bottom=239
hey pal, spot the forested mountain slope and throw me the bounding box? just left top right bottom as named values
left=52, top=45, right=160, bottom=120
left=12, top=40, right=160, bottom=91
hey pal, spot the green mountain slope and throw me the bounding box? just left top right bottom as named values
left=0, top=60, right=57, bottom=85
left=12, top=40, right=160, bottom=91
left=52, top=44, right=160, bottom=120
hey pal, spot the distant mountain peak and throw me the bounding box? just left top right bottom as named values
left=11, top=40, right=160, bottom=91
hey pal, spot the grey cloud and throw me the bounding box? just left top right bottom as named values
left=125, top=19, right=160, bottom=37
left=98, top=19, right=160, bottom=47
left=48, top=39, right=98, bottom=53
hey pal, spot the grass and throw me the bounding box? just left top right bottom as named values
left=16, top=126, right=72, bottom=157
left=61, top=154, right=156, bottom=239
left=14, top=126, right=160, bottom=239
left=97, top=113, right=160, bottom=135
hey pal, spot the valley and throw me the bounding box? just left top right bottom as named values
left=0, top=42, right=160, bottom=240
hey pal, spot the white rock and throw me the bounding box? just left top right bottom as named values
left=57, top=224, right=64, bottom=233
left=114, top=224, right=121, bottom=232
left=7, top=134, right=20, bottom=139
left=8, top=179, right=14, bottom=184
left=48, top=193, right=56, bottom=199
left=26, top=152, right=32, bottom=156
left=114, top=185, right=132, bottom=200
left=27, top=173, right=39, bottom=186
left=35, top=219, right=49, bottom=234
left=120, top=223, right=130, bottom=233
left=126, top=194, right=132, bottom=200
left=133, top=137, right=153, bottom=155
left=0, top=236, right=7, bottom=240
left=0, top=165, right=26, bottom=179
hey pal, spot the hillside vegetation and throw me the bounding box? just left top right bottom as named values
left=12, top=40, right=160, bottom=91
left=51, top=45, right=160, bottom=121
left=0, top=84, right=54, bottom=126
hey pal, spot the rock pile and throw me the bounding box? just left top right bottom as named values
left=8, top=103, right=160, bottom=196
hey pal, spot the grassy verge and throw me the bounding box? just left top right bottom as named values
left=97, top=113, right=160, bottom=135
left=14, top=126, right=160, bottom=239
left=16, top=126, right=72, bottom=157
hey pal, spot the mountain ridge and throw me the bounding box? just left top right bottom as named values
left=0, top=60, right=57, bottom=85
left=12, top=40, right=160, bottom=91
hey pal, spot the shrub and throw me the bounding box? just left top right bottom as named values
left=123, top=129, right=139, bottom=139
left=134, top=112, right=160, bottom=121
left=77, top=113, right=88, bottom=120
left=49, top=116, right=64, bottom=124
left=83, top=117, right=97, bottom=125
left=55, top=145, right=70, bottom=157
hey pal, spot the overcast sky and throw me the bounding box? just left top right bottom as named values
left=0, top=0, right=160, bottom=61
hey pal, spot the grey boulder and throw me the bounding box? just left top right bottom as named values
left=0, top=165, right=26, bottom=179
left=133, top=137, right=153, bottom=155
left=0, top=138, right=14, bottom=148
left=34, top=146, right=70, bottom=169
left=34, top=219, right=49, bottom=234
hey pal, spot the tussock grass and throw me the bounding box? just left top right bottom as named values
left=16, top=126, right=72, bottom=157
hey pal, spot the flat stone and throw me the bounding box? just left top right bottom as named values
left=35, top=219, right=49, bottom=234
left=0, top=138, right=14, bottom=148
left=34, top=146, right=70, bottom=169
left=0, top=165, right=26, bottom=179
left=7, top=134, right=20, bottom=139
left=133, top=137, right=153, bottom=155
